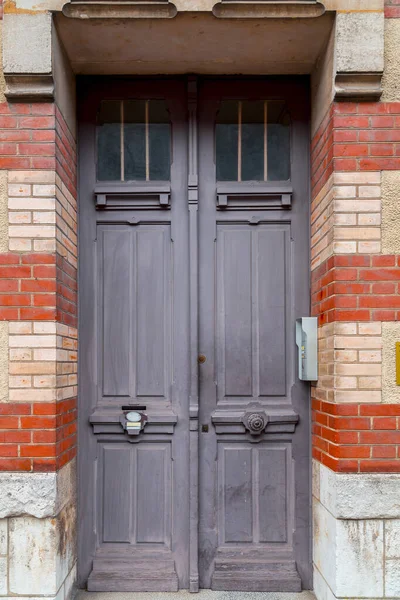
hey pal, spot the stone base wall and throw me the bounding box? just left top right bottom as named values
left=0, top=460, right=76, bottom=599
left=313, top=460, right=400, bottom=599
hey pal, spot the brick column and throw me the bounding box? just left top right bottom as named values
left=0, top=90, right=77, bottom=594
left=311, top=100, right=400, bottom=599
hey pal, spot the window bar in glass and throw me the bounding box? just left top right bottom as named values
left=264, top=101, right=268, bottom=182
left=120, top=100, right=125, bottom=181
left=145, top=100, right=150, bottom=182
left=238, top=101, right=242, bottom=183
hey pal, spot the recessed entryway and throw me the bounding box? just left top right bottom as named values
left=78, top=77, right=311, bottom=593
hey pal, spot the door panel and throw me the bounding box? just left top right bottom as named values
left=78, top=79, right=189, bottom=592
left=198, top=79, right=311, bottom=592
left=78, top=77, right=311, bottom=593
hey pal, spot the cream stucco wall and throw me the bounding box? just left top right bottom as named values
left=382, top=18, right=400, bottom=101
left=382, top=171, right=400, bottom=254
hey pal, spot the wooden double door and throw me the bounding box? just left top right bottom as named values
left=78, top=77, right=311, bottom=592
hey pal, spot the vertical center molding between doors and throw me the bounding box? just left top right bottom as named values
left=188, top=75, right=199, bottom=593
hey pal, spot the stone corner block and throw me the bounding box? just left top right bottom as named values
left=334, top=12, right=384, bottom=101
left=0, top=459, right=76, bottom=519
left=3, top=12, right=54, bottom=101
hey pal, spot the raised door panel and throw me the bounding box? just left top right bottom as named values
left=217, top=442, right=292, bottom=547
left=99, top=442, right=172, bottom=547
left=216, top=223, right=290, bottom=403
left=97, top=223, right=172, bottom=405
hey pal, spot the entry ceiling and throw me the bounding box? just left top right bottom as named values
left=55, top=13, right=334, bottom=75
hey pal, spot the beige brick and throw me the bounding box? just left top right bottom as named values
left=33, top=348, right=57, bottom=361
left=358, top=186, right=381, bottom=198
left=9, top=212, right=31, bottom=224
left=358, top=241, right=381, bottom=253
left=334, top=186, right=357, bottom=198
left=9, top=388, right=56, bottom=402
left=9, top=322, right=32, bottom=335
left=335, top=336, right=382, bottom=349
left=9, top=335, right=56, bottom=348
left=336, top=363, right=382, bottom=376
left=8, top=184, right=30, bottom=197
left=33, top=375, right=56, bottom=388
left=8, top=171, right=55, bottom=184
left=333, top=241, right=357, bottom=254
left=335, top=376, right=357, bottom=389
left=335, top=350, right=358, bottom=362
left=9, top=239, right=32, bottom=252
left=334, top=323, right=358, bottom=335
left=333, top=172, right=380, bottom=185
left=34, top=239, right=56, bottom=252
left=359, top=376, right=382, bottom=389
left=33, top=323, right=56, bottom=335
left=68, top=374, right=77, bottom=386
left=358, top=213, right=381, bottom=226
left=9, top=362, right=56, bottom=375
left=9, top=375, right=31, bottom=388
left=358, top=323, right=382, bottom=335
left=359, top=350, right=382, bottom=363
left=335, top=390, right=381, bottom=403
left=335, top=227, right=381, bottom=240
left=334, top=214, right=357, bottom=226
left=9, top=349, right=32, bottom=361
left=334, top=200, right=381, bottom=213
left=9, top=225, right=55, bottom=239
left=32, top=212, right=56, bottom=224
left=8, top=198, right=55, bottom=211
left=32, top=184, right=56, bottom=197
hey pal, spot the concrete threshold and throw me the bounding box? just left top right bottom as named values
left=76, top=591, right=316, bottom=600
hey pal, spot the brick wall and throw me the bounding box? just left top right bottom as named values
left=311, top=100, right=400, bottom=474
left=0, top=102, right=77, bottom=472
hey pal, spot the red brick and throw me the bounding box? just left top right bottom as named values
left=335, top=144, right=369, bottom=157
left=372, top=256, right=396, bottom=267
left=19, top=116, right=55, bottom=129
left=360, top=269, right=400, bottom=281
left=333, top=158, right=358, bottom=171
left=21, top=254, right=55, bottom=265
left=20, top=444, right=56, bottom=458
left=335, top=309, right=371, bottom=321
left=361, top=405, right=400, bottom=416
left=372, top=283, right=396, bottom=294
left=372, top=446, right=397, bottom=459
left=33, top=458, right=56, bottom=472
left=334, top=116, right=370, bottom=128
left=336, top=417, right=371, bottom=430
left=360, top=431, right=400, bottom=444
left=0, top=294, right=30, bottom=307
left=19, top=143, right=55, bottom=156
left=360, top=158, right=400, bottom=170
left=0, top=308, right=19, bottom=320
left=0, top=116, right=17, bottom=128
left=337, top=446, right=371, bottom=459
left=373, top=417, right=397, bottom=430
left=31, top=157, right=56, bottom=170
left=360, top=296, right=400, bottom=308
left=33, top=294, right=56, bottom=307
left=0, top=445, right=18, bottom=457
left=370, top=116, right=395, bottom=128
left=20, top=307, right=56, bottom=320
left=369, top=144, right=395, bottom=157
left=0, top=266, right=31, bottom=278
left=0, top=417, right=19, bottom=428
left=373, top=310, right=397, bottom=321
left=0, top=280, right=18, bottom=292
left=21, top=416, right=56, bottom=429
left=333, top=130, right=358, bottom=143
left=0, top=403, right=30, bottom=415
left=33, top=430, right=57, bottom=443
left=21, top=280, right=56, bottom=292
left=33, top=265, right=56, bottom=278
left=360, top=460, right=400, bottom=473
left=0, top=458, right=31, bottom=471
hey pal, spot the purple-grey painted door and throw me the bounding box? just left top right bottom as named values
left=77, top=77, right=311, bottom=592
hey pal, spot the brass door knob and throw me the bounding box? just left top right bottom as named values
left=198, top=354, right=206, bottom=364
